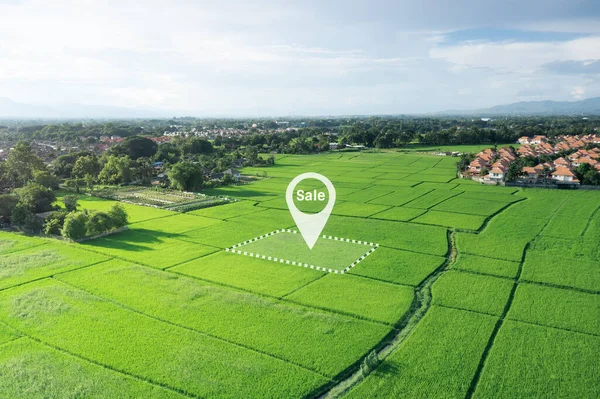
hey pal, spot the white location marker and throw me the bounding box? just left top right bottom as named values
left=286, top=172, right=336, bottom=250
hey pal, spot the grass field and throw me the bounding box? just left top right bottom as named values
left=1, top=150, right=598, bottom=398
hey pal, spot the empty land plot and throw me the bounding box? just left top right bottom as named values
left=0, top=244, right=108, bottom=290
left=474, top=321, right=600, bottom=399
left=0, top=338, right=187, bottom=399
left=432, top=270, right=513, bottom=316
left=413, top=210, right=487, bottom=230
left=403, top=189, right=461, bottom=209
left=171, top=251, right=324, bottom=297
left=58, top=261, right=391, bottom=377
left=370, top=206, right=426, bottom=221
left=431, top=195, right=511, bottom=216
left=508, top=283, right=600, bottom=335
left=349, top=246, right=445, bottom=286
left=0, top=232, right=45, bottom=255
left=346, top=306, right=496, bottom=399
left=129, top=213, right=223, bottom=234
left=452, top=253, right=520, bottom=278
left=230, top=231, right=374, bottom=272
left=369, top=188, right=433, bottom=207
left=81, top=230, right=218, bottom=269
left=285, top=274, right=414, bottom=324
left=187, top=200, right=261, bottom=219
left=371, top=180, right=417, bottom=189
left=323, top=216, right=448, bottom=256
left=0, top=280, right=327, bottom=398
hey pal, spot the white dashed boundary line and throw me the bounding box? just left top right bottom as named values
left=225, top=229, right=379, bottom=274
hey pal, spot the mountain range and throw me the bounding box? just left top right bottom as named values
left=1, top=96, right=600, bottom=119
left=437, top=97, right=600, bottom=116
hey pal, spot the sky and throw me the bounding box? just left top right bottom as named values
left=1, top=0, right=600, bottom=116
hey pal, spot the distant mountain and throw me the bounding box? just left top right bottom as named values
left=0, top=97, right=175, bottom=119
left=438, top=97, right=600, bottom=116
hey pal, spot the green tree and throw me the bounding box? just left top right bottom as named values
left=11, top=203, right=42, bottom=232
left=61, top=211, right=89, bottom=240
left=167, top=162, right=204, bottom=191
left=72, top=155, right=100, bottom=178
left=43, top=210, right=68, bottom=235
left=0, top=194, right=19, bottom=223
left=107, top=204, right=128, bottom=228
left=33, top=170, right=60, bottom=189
left=121, top=136, right=158, bottom=160
left=14, top=182, right=56, bottom=213
left=98, top=155, right=134, bottom=184
left=86, top=211, right=114, bottom=236
left=62, top=195, right=79, bottom=212
left=5, top=141, right=46, bottom=187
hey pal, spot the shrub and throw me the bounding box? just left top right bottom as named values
left=43, top=210, right=69, bottom=235
left=61, top=211, right=89, bottom=240
left=107, top=204, right=128, bottom=228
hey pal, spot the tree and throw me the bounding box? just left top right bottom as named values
left=84, top=174, right=96, bottom=192
left=167, top=162, right=204, bottom=191
left=72, top=155, right=100, bottom=178
left=14, top=182, right=56, bottom=213
left=121, top=136, right=158, bottom=160
left=98, top=155, right=134, bottom=184
left=33, top=170, right=60, bottom=189
left=0, top=194, right=19, bottom=223
left=44, top=210, right=68, bottom=235
left=107, top=204, right=128, bottom=228
left=62, top=195, right=79, bottom=212
left=86, top=211, right=114, bottom=236
left=5, top=141, right=46, bottom=187
left=11, top=203, right=42, bottom=232
left=61, top=211, right=89, bottom=240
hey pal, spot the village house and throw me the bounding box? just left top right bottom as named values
left=552, top=167, right=579, bottom=184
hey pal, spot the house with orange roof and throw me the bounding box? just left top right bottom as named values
left=469, top=157, right=487, bottom=173
left=553, top=157, right=570, bottom=168
left=531, top=135, right=548, bottom=144
left=552, top=167, right=579, bottom=184
left=518, top=136, right=530, bottom=144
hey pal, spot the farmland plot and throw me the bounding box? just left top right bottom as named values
left=172, top=251, right=324, bottom=297
left=0, top=280, right=328, bottom=399
left=0, top=338, right=187, bottom=399
left=432, top=270, right=513, bottom=316
left=474, top=321, right=600, bottom=399
left=57, top=260, right=391, bottom=377
left=508, top=283, right=600, bottom=335
left=0, top=243, right=108, bottom=290
left=452, top=253, right=520, bottom=278
left=346, top=306, right=496, bottom=399
left=0, top=231, right=45, bottom=255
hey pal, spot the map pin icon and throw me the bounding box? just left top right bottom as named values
left=286, top=172, right=336, bottom=250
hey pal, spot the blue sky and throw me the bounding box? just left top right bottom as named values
left=0, top=0, right=599, bottom=116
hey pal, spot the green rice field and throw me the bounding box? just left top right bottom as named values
left=1, top=151, right=598, bottom=398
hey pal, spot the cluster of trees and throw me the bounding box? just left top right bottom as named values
left=57, top=202, right=128, bottom=240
